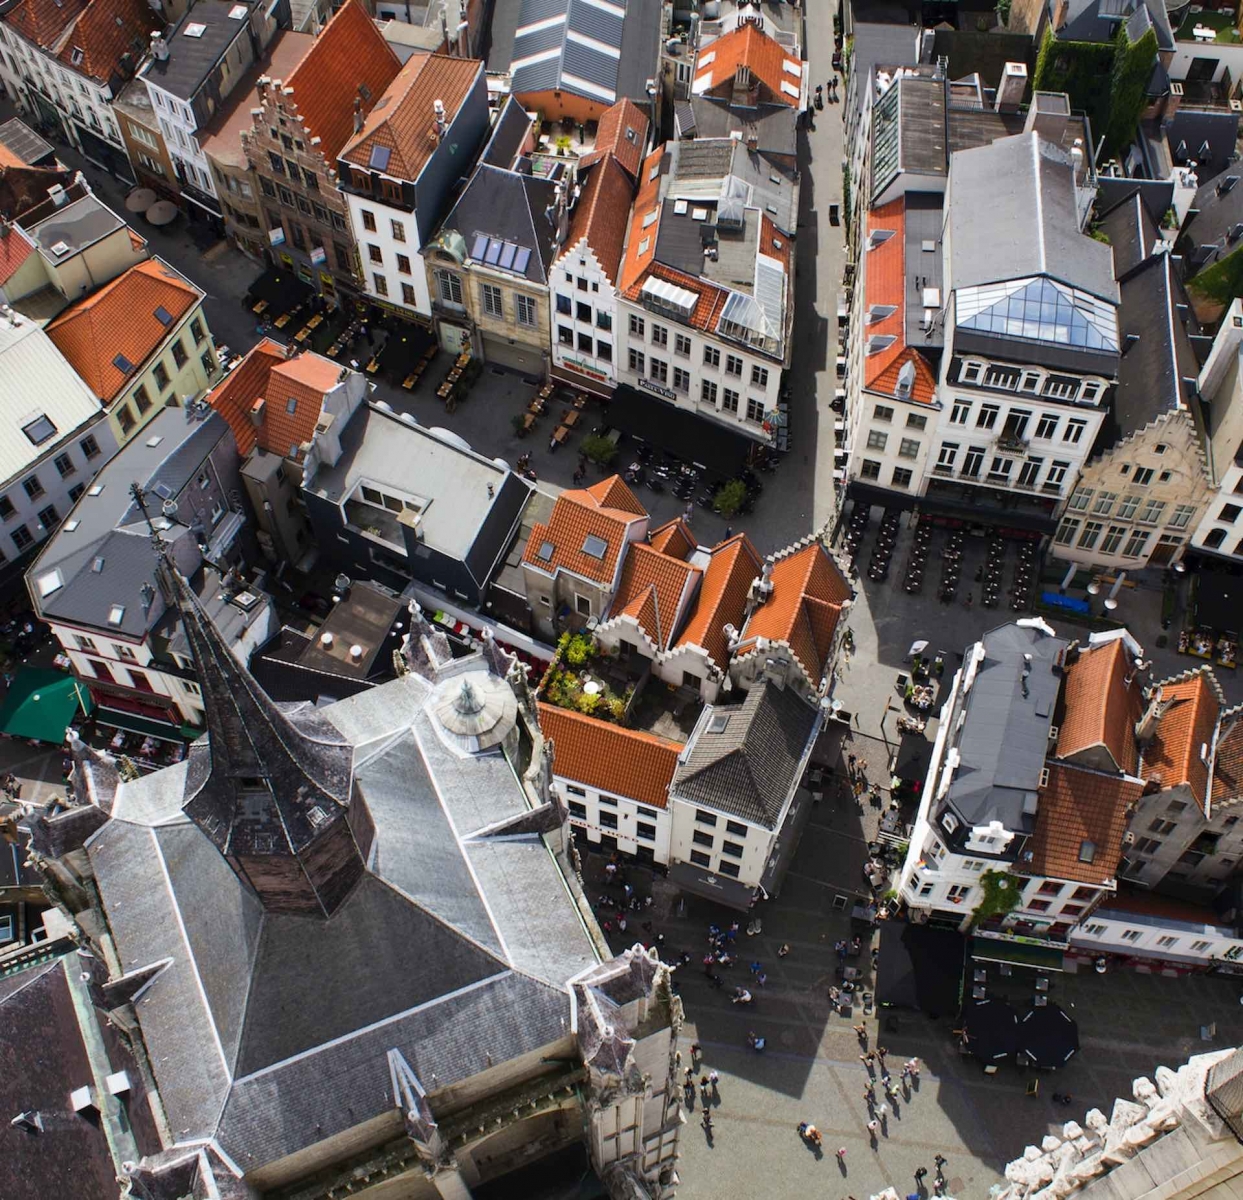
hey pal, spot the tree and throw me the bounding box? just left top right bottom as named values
left=714, top=479, right=748, bottom=518
left=581, top=434, right=617, bottom=466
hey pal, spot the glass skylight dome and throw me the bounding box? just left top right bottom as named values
left=957, top=276, right=1119, bottom=351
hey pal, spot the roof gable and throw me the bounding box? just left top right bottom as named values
left=1055, top=638, right=1143, bottom=774
left=282, top=0, right=401, bottom=163
left=580, top=97, right=649, bottom=179
left=521, top=475, right=645, bottom=584
left=675, top=533, right=762, bottom=673
left=1143, top=670, right=1222, bottom=811
left=648, top=517, right=695, bottom=559
left=205, top=338, right=288, bottom=457
left=57, top=0, right=160, bottom=85
left=562, top=153, right=635, bottom=287
left=7, top=0, right=88, bottom=50
left=605, top=542, right=700, bottom=651
left=692, top=23, right=802, bottom=108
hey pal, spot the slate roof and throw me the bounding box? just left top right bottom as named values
left=480, top=94, right=532, bottom=168
left=282, top=0, right=402, bottom=162
left=443, top=163, right=560, bottom=284
left=1055, top=636, right=1144, bottom=774
left=672, top=680, right=817, bottom=827
left=45, top=258, right=201, bottom=402
left=692, top=22, right=803, bottom=108
left=1097, top=188, right=1160, bottom=278
left=930, top=28, right=1035, bottom=90
left=539, top=700, right=681, bottom=807
left=604, top=541, right=701, bottom=652
left=141, top=0, right=256, bottom=101
left=674, top=532, right=762, bottom=673
left=1181, top=165, right=1243, bottom=276
left=84, top=629, right=598, bottom=1171
left=1166, top=109, right=1239, bottom=180
left=680, top=98, right=798, bottom=159
left=1022, top=763, right=1142, bottom=886
left=561, top=153, right=635, bottom=287
left=522, top=474, right=645, bottom=584
left=207, top=339, right=342, bottom=459
left=54, top=0, right=161, bottom=87
left=737, top=541, right=850, bottom=688
left=580, top=97, right=650, bottom=180
left=1060, top=0, right=1174, bottom=51
left=341, top=54, right=481, bottom=181
left=1142, top=668, right=1222, bottom=812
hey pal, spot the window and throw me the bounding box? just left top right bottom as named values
left=437, top=271, right=462, bottom=305
left=960, top=361, right=982, bottom=383
left=1028, top=900, right=1052, bottom=913
left=722, top=840, right=744, bottom=858
left=1205, top=529, right=1228, bottom=549
left=577, top=301, right=591, bottom=323
left=873, top=404, right=894, bottom=423
left=907, top=413, right=927, bottom=431
left=1139, top=499, right=1166, bottom=525
left=1222, top=503, right=1243, bottom=524
left=11, top=525, right=33, bottom=551
left=947, top=884, right=972, bottom=903
left=722, top=389, right=739, bottom=413
left=577, top=332, right=593, bottom=353
left=1078, top=521, right=1103, bottom=550
left=22, top=475, right=43, bottom=501
left=936, top=443, right=958, bottom=471
left=599, top=811, right=618, bottom=830
left=751, top=364, right=769, bottom=388
left=1098, top=525, right=1125, bottom=555
left=695, top=809, right=717, bottom=826
left=153, top=361, right=170, bottom=391
left=1055, top=517, right=1081, bottom=545
left=1121, top=529, right=1150, bottom=558
left=0, top=496, right=11, bottom=522
left=576, top=276, right=588, bottom=292
left=892, top=467, right=913, bottom=488
left=692, top=829, right=714, bottom=848
left=1017, top=458, right=1043, bottom=489
left=950, top=400, right=971, bottom=425
left=746, top=397, right=765, bottom=423
left=1035, top=413, right=1059, bottom=440
left=278, top=185, right=294, bottom=208
left=389, top=218, right=405, bottom=242
left=516, top=295, right=536, bottom=326
left=1132, top=466, right=1155, bottom=486
left=977, top=404, right=999, bottom=430
left=867, top=430, right=888, bottom=451
left=988, top=456, right=1014, bottom=480
left=647, top=358, right=667, bottom=384
left=1064, top=419, right=1087, bottom=444
left=361, top=209, right=376, bottom=232
left=675, top=333, right=692, bottom=357
left=899, top=438, right=920, bottom=459
left=1083, top=923, right=1106, bottom=937
left=690, top=849, right=711, bottom=868
left=1116, top=495, right=1140, bottom=520
left=36, top=504, right=57, bottom=528
left=53, top=453, right=74, bottom=478
left=703, top=345, right=719, bottom=368
left=1067, top=486, right=1092, bottom=511
left=596, top=311, right=612, bottom=332
left=190, top=317, right=205, bottom=344
left=556, top=294, right=572, bottom=315
left=962, top=446, right=984, bottom=478
left=401, top=283, right=416, bottom=306
left=628, top=349, right=645, bottom=374
left=1120, top=929, right=1143, bottom=943
left=718, top=861, right=740, bottom=878
left=674, top=366, right=691, bottom=393
left=396, top=253, right=411, bottom=275
left=651, top=324, right=667, bottom=347
left=482, top=283, right=503, bottom=318
left=171, top=339, right=188, bottom=370
left=861, top=459, right=881, bottom=480
left=575, top=594, right=592, bottom=617
left=701, top=379, right=718, bottom=405
left=630, top=314, right=645, bottom=337
left=567, top=801, right=587, bottom=820
left=367, top=243, right=382, bottom=265
left=725, top=354, right=743, bottom=377
left=637, top=822, right=656, bottom=842
left=267, top=150, right=285, bottom=174
left=1045, top=461, right=1069, bottom=489
left=558, top=325, right=574, bottom=346
left=117, top=406, right=135, bottom=435
left=373, top=274, right=388, bottom=297
left=1092, top=491, right=1116, bottom=516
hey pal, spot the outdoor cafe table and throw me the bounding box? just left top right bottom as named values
left=562, top=410, right=581, bottom=428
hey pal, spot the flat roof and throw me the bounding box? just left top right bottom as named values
left=26, top=191, right=124, bottom=260
left=0, top=117, right=55, bottom=165
left=295, top=581, right=404, bottom=679
left=142, top=0, right=256, bottom=101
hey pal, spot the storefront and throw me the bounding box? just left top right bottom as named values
left=481, top=331, right=546, bottom=376
left=74, top=122, right=134, bottom=184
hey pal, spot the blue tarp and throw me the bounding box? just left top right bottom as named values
left=1041, top=592, right=1091, bottom=614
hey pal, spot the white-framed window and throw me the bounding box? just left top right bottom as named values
left=482, top=283, right=503, bottom=318
left=1034, top=413, right=1059, bottom=440
left=1045, top=461, right=1069, bottom=488
left=950, top=399, right=970, bottom=425
left=937, top=443, right=958, bottom=470
left=436, top=270, right=462, bottom=304
left=516, top=294, right=537, bottom=326
left=1170, top=504, right=1197, bottom=529
left=1117, top=495, right=1140, bottom=520
left=960, top=361, right=982, bottom=383
left=1064, top=419, right=1088, bottom=444
left=701, top=379, right=718, bottom=405
left=1055, top=516, right=1080, bottom=545
left=1120, top=929, right=1143, bottom=943
left=746, top=397, right=765, bottom=423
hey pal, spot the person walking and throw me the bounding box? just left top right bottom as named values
left=914, top=1166, right=928, bottom=1184
left=853, top=1023, right=868, bottom=1043
left=867, top=1119, right=879, bottom=1137
left=836, top=1147, right=847, bottom=1164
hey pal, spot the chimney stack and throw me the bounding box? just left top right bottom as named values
left=433, top=98, right=447, bottom=140
left=1135, top=685, right=1164, bottom=744
left=353, top=95, right=364, bottom=134
left=995, top=62, right=1027, bottom=113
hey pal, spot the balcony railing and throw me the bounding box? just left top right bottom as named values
left=995, top=431, right=1029, bottom=453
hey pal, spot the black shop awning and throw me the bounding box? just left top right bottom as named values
left=607, top=385, right=756, bottom=478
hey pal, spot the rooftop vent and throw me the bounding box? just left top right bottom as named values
left=184, top=22, right=206, bottom=36
left=49, top=240, right=70, bottom=257
left=10, top=1111, right=43, bottom=1133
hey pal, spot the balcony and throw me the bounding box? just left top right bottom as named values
left=994, top=431, right=1029, bottom=454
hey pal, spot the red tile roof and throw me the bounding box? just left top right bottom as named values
left=56, top=0, right=160, bottom=86
left=675, top=533, right=763, bottom=673
left=1022, top=764, right=1141, bottom=886
left=341, top=54, right=481, bottom=181
left=648, top=517, right=695, bottom=559
left=862, top=199, right=937, bottom=406
left=1212, top=706, right=1243, bottom=806
left=562, top=153, right=635, bottom=288
left=622, top=261, right=730, bottom=335
left=606, top=542, right=701, bottom=651
left=538, top=701, right=680, bottom=809
left=619, top=146, right=664, bottom=293
left=1055, top=638, right=1143, bottom=774
left=0, top=225, right=35, bottom=286
left=579, top=97, right=649, bottom=180
left=283, top=0, right=401, bottom=162
left=740, top=542, right=851, bottom=687
left=45, top=258, right=201, bottom=402
left=1143, top=670, right=1222, bottom=812
left=522, top=474, right=646, bottom=585
left=6, top=0, right=87, bottom=51
left=206, top=339, right=341, bottom=460
left=692, top=23, right=803, bottom=108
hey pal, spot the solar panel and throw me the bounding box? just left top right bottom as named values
left=513, top=247, right=531, bottom=274
left=485, top=238, right=503, bottom=265
left=153, top=306, right=173, bottom=326
left=498, top=242, right=517, bottom=270
left=470, top=234, right=489, bottom=261
left=113, top=353, right=135, bottom=374
left=369, top=145, right=392, bottom=171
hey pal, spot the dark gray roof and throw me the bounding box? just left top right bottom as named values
left=0, top=117, right=55, bottom=166
left=26, top=193, right=125, bottom=259
left=846, top=21, right=921, bottom=119
left=33, top=407, right=229, bottom=638
left=85, top=660, right=598, bottom=1169
left=931, top=29, right=1035, bottom=91
left=654, top=197, right=707, bottom=276
left=1166, top=109, right=1240, bottom=179
left=444, top=164, right=559, bottom=283
left=1096, top=175, right=1174, bottom=224
left=1181, top=164, right=1243, bottom=274
left=141, top=0, right=258, bottom=101
left=905, top=191, right=944, bottom=350
left=682, top=99, right=798, bottom=159
left=944, top=622, right=1068, bottom=832
left=481, top=95, right=532, bottom=169
left=947, top=105, right=1025, bottom=156
left=672, top=682, right=817, bottom=828
left=1059, top=0, right=1174, bottom=51
left=1097, top=188, right=1160, bottom=277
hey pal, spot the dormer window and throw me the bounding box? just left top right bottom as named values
left=960, top=361, right=982, bottom=383
left=866, top=334, right=896, bottom=355
left=867, top=229, right=895, bottom=251
left=867, top=304, right=897, bottom=324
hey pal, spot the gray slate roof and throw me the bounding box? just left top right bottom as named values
left=944, top=622, right=1067, bottom=832
left=142, top=0, right=258, bottom=100
left=672, top=681, right=817, bottom=828
left=1181, top=165, right=1243, bottom=275
left=1059, top=0, right=1174, bottom=51
left=1166, top=109, right=1240, bottom=179
left=681, top=99, right=798, bottom=159
left=948, top=131, right=1117, bottom=302
left=442, top=164, right=560, bottom=284
left=1097, top=188, right=1160, bottom=278
left=481, top=95, right=532, bottom=169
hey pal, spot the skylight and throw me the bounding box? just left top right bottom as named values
left=154, top=306, right=173, bottom=326
left=184, top=22, right=206, bottom=36
left=368, top=145, right=392, bottom=172
left=708, top=713, right=730, bottom=733
left=113, top=352, right=135, bottom=374
left=22, top=415, right=56, bottom=446
left=538, top=540, right=554, bottom=561
left=36, top=569, right=62, bottom=597
left=582, top=534, right=608, bottom=558
left=957, top=277, right=1119, bottom=352
left=228, top=3, right=248, bottom=16
left=107, top=604, right=126, bottom=626
left=1078, top=840, right=1096, bottom=863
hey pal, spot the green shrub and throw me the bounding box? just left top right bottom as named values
left=581, top=434, right=616, bottom=466
left=714, top=478, right=748, bottom=518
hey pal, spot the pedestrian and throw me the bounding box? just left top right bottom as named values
left=848, top=753, right=857, bottom=773
left=867, top=1119, right=878, bottom=1135
left=690, top=1042, right=701, bottom=1063
left=777, top=942, right=790, bottom=957
left=728, top=921, right=739, bottom=942
left=618, top=916, right=627, bottom=933
left=853, top=1023, right=868, bottom=1043
left=605, top=862, right=617, bottom=880
left=623, top=883, right=633, bottom=900
left=836, top=1147, right=847, bottom=1163
left=656, top=932, right=665, bottom=946
left=700, top=1079, right=710, bottom=1105
left=934, top=1154, right=947, bottom=1171
left=875, top=1102, right=888, bottom=1119
left=644, top=894, right=653, bottom=908
left=877, top=1046, right=888, bottom=1063
left=708, top=1069, right=719, bottom=1088
left=915, top=1167, right=928, bottom=1183
left=863, top=1082, right=875, bottom=1104
left=724, top=525, right=733, bottom=538
left=756, top=971, right=767, bottom=987
left=907, top=1057, right=920, bottom=1079
left=686, top=1067, right=694, bottom=1084
left=701, top=1110, right=713, bottom=1134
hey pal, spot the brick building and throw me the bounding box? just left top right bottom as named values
left=241, top=0, right=400, bottom=300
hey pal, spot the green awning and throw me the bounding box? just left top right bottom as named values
left=970, top=935, right=1065, bottom=973
left=95, top=707, right=182, bottom=742
left=0, top=670, right=92, bottom=744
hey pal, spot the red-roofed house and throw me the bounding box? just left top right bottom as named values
left=690, top=23, right=806, bottom=110
left=550, top=99, right=649, bottom=397
left=206, top=339, right=367, bottom=565
left=241, top=0, right=401, bottom=296
left=46, top=257, right=215, bottom=447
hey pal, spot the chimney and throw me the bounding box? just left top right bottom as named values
left=1163, top=79, right=1184, bottom=124
left=1070, top=137, right=1085, bottom=181
left=995, top=62, right=1027, bottom=113
left=249, top=396, right=266, bottom=427
left=47, top=184, right=66, bottom=208
left=1123, top=332, right=1140, bottom=354
left=1135, top=685, right=1164, bottom=744
left=433, top=98, right=447, bottom=140
left=151, top=30, right=169, bottom=62
left=352, top=95, right=364, bottom=135
left=732, top=64, right=754, bottom=104
left=1052, top=0, right=1069, bottom=29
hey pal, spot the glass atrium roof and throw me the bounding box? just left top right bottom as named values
left=957, top=276, right=1119, bottom=352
